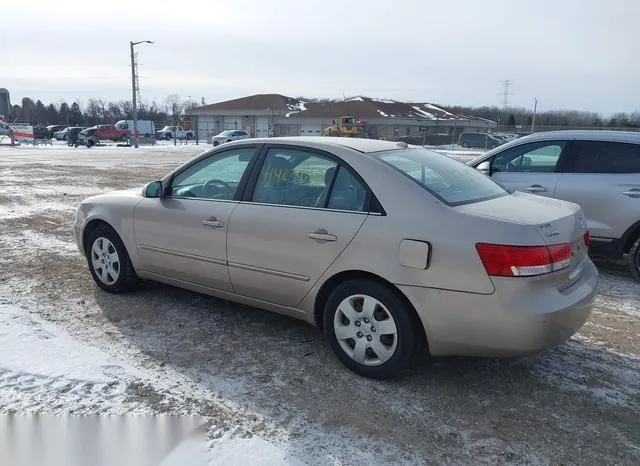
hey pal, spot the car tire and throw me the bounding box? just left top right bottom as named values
left=165, top=133, right=172, bottom=140
left=86, top=224, right=139, bottom=294
left=323, top=279, right=421, bottom=379
left=186, top=133, right=193, bottom=140
left=628, top=237, right=640, bottom=282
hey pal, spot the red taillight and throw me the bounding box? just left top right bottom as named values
left=583, top=230, right=590, bottom=247
left=476, top=243, right=572, bottom=277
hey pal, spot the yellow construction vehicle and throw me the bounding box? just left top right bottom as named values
left=323, top=115, right=364, bottom=137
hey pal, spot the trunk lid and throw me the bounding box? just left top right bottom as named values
left=456, top=191, right=590, bottom=290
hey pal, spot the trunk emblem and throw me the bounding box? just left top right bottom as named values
left=578, top=217, right=586, bottom=232
left=545, top=231, right=560, bottom=238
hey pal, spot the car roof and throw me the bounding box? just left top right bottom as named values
left=468, top=130, right=640, bottom=165
left=509, top=130, right=640, bottom=144
left=243, top=136, right=410, bottom=153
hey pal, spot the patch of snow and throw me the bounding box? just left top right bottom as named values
left=1, top=230, right=78, bottom=256
left=0, top=199, right=76, bottom=219
left=346, top=96, right=364, bottom=102
left=411, top=106, right=436, bottom=119
left=285, top=101, right=307, bottom=117
left=377, top=109, right=389, bottom=117
left=0, top=304, right=144, bottom=413
left=530, top=337, right=640, bottom=409
left=425, top=103, right=459, bottom=117
left=211, top=433, right=307, bottom=465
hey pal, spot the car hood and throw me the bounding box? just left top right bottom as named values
left=81, top=188, right=143, bottom=204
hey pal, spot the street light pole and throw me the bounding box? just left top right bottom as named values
left=130, top=40, right=153, bottom=148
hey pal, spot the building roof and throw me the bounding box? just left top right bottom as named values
left=192, top=93, right=303, bottom=112
left=188, top=94, right=495, bottom=124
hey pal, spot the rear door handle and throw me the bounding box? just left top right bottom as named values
left=525, top=184, right=549, bottom=193
left=308, top=229, right=337, bottom=241
left=202, top=218, right=224, bottom=228
left=622, top=189, right=640, bottom=198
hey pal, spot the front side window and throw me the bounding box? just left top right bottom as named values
left=566, top=140, right=640, bottom=174
left=376, top=148, right=507, bottom=206
left=491, top=141, right=566, bottom=173
left=170, top=148, right=255, bottom=200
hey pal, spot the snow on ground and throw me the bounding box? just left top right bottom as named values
left=0, top=302, right=308, bottom=464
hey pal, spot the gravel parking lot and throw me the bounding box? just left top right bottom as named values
left=1, top=142, right=639, bottom=465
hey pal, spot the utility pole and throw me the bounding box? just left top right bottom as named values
left=130, top=40, right=153, bottom=148
left=501, top=80, right=513, bottom=108
left=531, top=97, right=538, bottom=133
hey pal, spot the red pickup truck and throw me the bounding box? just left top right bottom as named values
left=90, top=124, right=130, bottom=141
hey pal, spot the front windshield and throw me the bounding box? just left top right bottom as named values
left=218, top=130, right=233, bottom=136
left=374, top=148, right=507, bottom=206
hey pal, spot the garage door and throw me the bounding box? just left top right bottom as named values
left=223, top=116, right=242, bottom=130
left=255, top=117, right=269, bottom=137
left=299, top=123, right=322, bottom=136
left=197, top=116, right=216, bottom=140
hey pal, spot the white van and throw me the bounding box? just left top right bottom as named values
left=115, top=120, right=155, bottom=138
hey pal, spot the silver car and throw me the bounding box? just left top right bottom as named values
left=75, top=137, right=598, bottom=379
left=468, top=130, right=640, bottom=280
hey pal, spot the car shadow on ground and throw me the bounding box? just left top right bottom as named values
left=92, top=266, right=640, bottom=464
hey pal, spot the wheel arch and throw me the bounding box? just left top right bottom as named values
left=619, top=218, right=640, bottom=256
left=313, top=269, right=429, bottom=352
left=82, top=218, right=118, bottom=256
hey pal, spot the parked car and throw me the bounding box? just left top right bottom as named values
left=33, top=125, right=50, bottom=140
left=155, top=126, right=194, bottom=140
left=87, top=124, right=130, bottom=142
left=54, top=127, right=69, bottom=140
left=66, top=127, right=87, bottom=146
left=77, top=128, right=100, bottom=147
left=457, top=132, right=504, bottom=149
left=468, top=130, right=640, bottom=280
left=0, top=122, right=11, bottom=136
left=46, top=125, right=67, bottom=138
left=115, top=120, right=155, bottom=138
left=211, top=130, right=249, bottom=146
left=75, top=137, right=597, bottom=379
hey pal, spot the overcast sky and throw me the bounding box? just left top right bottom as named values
left=2, top=0, right=638, bottom=115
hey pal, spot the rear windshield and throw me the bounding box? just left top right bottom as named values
left=374, top=148, right=507, bottom=206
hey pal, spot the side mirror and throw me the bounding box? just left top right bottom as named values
left=476, top=160, right=492, bottom=175
left=143, top=180, right=163, bottom=198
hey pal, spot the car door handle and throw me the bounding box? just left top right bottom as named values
left=622, top=189, right=640, bottom=198
left=307, top=229, right=337, bottom=241
left=525, top=184, right=550, bottom=193
left=202, top=218, right=224, bottom=228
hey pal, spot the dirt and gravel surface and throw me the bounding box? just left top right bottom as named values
left=1, top=142, right=639, bottom=465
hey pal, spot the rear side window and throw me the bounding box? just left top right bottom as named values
left=376, top=148, right=507, bottom=206
left=566, top=140, right=640, bottom=174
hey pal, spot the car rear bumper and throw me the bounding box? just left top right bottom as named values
left=398, top=259, right=599, bottom=357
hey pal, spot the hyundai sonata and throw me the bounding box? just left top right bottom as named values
left=75, top=137, right=598, bottom=379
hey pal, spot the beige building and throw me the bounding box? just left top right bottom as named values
left=186, top=93, right=496, bottom=143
